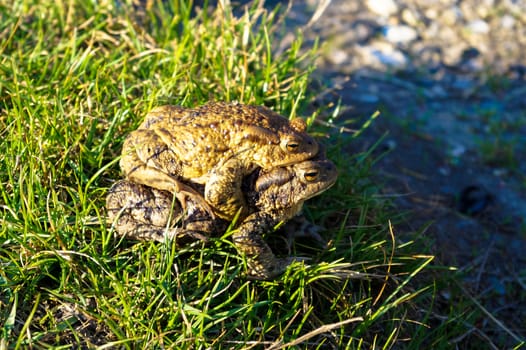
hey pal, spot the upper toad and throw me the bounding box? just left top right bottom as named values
left=119, top=102, right=319, bottom=219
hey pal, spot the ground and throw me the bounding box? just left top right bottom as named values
left=271, top=0, right=526, bottom=343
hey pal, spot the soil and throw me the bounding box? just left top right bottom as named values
left=267, top=0, right=526, bottom=346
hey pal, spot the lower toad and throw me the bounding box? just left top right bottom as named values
left=107, top=157, right=337, bottom=279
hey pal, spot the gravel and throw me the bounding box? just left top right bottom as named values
left=261, top=0, right=526, bottom=346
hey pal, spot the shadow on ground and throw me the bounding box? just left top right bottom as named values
left=276, top=0, right=526, bottom=344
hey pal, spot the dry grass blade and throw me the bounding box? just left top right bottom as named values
left=307, top=0, right=332, bottom=27
left=458, top=282, right=525, bottom=344
left=267, top=317, right=364, bottom=350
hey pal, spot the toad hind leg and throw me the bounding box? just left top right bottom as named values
left=126, top=165, right=213, bottom=216
left=106, top=180, right=209, bottom=243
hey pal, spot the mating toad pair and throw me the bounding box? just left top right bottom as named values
left=106, top=102, right=337, bottom=279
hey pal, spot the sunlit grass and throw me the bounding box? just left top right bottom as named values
left=1, top=0, right=517, bottom=348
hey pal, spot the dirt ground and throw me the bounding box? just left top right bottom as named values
left=270, top=0, right=526, bottom=345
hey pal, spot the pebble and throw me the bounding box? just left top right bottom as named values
left=451, top=77, right=476, bottom=91
left=500, top=14, right=515, bottom=29
left=327, top=48, right=349, bottom=65
left=360, top=44, right=409, bottom=70
left=466, top=19, right=490, bottom=34
left=456, top=185, right=494, bottom=216
left=382, top=25, right=418, bottom=43
left=438, top=166, right=451, bottom=176
left=401, top=8, right=419, bottom=27
left=493, top=168, right=508, bottom=177
left=424, top=85, right=448, bottom=98
left=384, top=139, right=397, bottom=151
left=365, top=0, right=398, bottom=17
left=440, top=7, right=462, bottom=26
left=350, top=92, right=380, bottom=104
left=449, top=143, right=466, bottom=158
left=284, top=0, right=525, bottom=77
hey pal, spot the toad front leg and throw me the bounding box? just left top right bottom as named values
left=232, top=211, right=295, bottom=279
left=204, top=158, right=250, bottom=220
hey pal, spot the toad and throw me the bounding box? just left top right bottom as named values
left=119, top=102, right=319, bottom=220
left=107, top=156, right=337, bottom=279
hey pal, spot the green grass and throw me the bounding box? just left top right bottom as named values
left=1, top=0, right=522, bottom=348
left=475, top=108, right=522, bottom=170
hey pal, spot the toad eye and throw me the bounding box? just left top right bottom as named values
left=304, top=170, right=319, bottom=181
left=286, top=141, right=300, bottom=152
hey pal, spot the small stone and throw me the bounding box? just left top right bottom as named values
left=366, top=0, right=398, bottom=17
left=493, top=168, right=508, bottom=177
left=457, top=185, right=494, bottom=216
left=401, top=8, right=419, bottom=27
left=424, top=85, right=448, bottom=98
left=440, top=7, right=462, bottom=26
left=385, top=139, right=397, bottom=151
left=453, top=76, right=475, bottom=88
left=501, top=14, right=515, bottom=29
left=438, top=166, right=451, bottom=176
left=327, top=49, right=349, bottom=65
left=466, top=19, right=490, bottom=34
left=358, top=43, right=409, bottom=70
left=450, top=143, right=466, bottom=158
left=424, top=8, right=438, bottom=20
left=352, top=93, right=380, bottom=104
left=382, top=25, right=418, bottom=43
